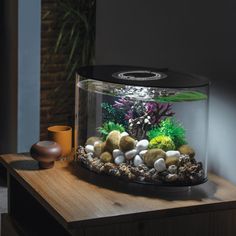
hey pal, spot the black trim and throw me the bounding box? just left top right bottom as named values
left=77, top=65, right=210, bottom=88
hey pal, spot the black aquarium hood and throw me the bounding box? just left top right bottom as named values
left=77, top=65, right=210, bottom=88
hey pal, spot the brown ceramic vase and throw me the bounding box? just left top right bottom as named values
left=47, top=125, right=72, bottom=158
left=30, top=141, right=62, bottom=169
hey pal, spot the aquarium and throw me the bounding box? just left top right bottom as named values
left=75, top=65, right=209, bottom=186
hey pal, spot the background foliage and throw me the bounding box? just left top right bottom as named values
left=41, top=0, right=96, bottom=138
left=53, top=0, right=96, bottom=81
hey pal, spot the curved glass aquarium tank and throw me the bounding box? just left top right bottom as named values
left=75, top=65, right=209, bottom=186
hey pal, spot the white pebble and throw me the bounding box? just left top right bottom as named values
left=136, top=139, right=149, bottom=152
left=166, top=150, right=180, bottom=158
left=87, top=153, right=94, bottom=162
left=85, top=145, right=94, bottom=153
left=113, top=149, right=123, bottom=159
left=114, top=155, right=125, bottom=165
left=154, top=158, right=166, bottom=173
left=139, top=150, right=147, bottom=158
left=168, top=165, right=177, bottom=174
left=125, top=149, right=137, bottom=160
left=166, top=174, right=178, bottom=182
left=120, top=132, right=129, bottom=138
left=133, top=155, right=144, bottom=167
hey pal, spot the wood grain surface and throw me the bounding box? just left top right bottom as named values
left=1, top=153, right=236, bottom=231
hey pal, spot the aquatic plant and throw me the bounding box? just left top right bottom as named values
left=98, top=121, right=125, bottom=140
left=114, top=99, right=174, bottom=122
left=155, top=91, right=207, bottom=103
left=149, top=135, right=175, bottom=151
left=101, top=99, right=146, bottom=130
left=101, top=103, right=127, bottom=126
left=114, top=99, right=145, bottom=120
left=101, top=98, right=175, bottom=140
left=147, top=118, right=187, bottom=148
left=113, top=97, right=133, bottom=111
left=145, top=102, right=174, bottom=125
left=128, top=114, right=152, bottom=140
left=127, top=101, right=174, bottom=139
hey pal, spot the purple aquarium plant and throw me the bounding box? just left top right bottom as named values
left=145, top=102, right=174, bottom=125
left=101, top=97, right=175, bottom=140
left=113, top=97, right=133, bottom=112
left=127, top=102, right=174, bottom=140
left=114, top=99, right=145, bottom=120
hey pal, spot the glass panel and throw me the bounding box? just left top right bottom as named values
left=75, top=75, right=209, bottom=186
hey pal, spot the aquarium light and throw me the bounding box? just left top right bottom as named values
left=113, top=70, right=167, bottom=81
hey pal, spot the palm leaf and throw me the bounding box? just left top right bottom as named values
left=44, top=0, right=96, bottom=114
left=67, top=33, right=80, bottom=67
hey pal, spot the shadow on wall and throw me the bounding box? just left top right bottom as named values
left=208, top=83, right=236, bottom=184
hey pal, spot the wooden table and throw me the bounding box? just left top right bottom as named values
left=1, top=153, right=236, bottom=236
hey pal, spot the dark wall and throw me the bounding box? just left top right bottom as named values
left=96, top=0, right=236, bottom=183
left=0, top=0, right=41, bottom=153
left=0, top=0, right=18, bottom=153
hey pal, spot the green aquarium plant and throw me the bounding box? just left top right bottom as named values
left=147, top=118, right=187, bottom=148
left=101, top=103, right=128, bottom=127
left=149, top=135, right=175, bottom=151
left=155, top=91, right=207, bottom=103
left=98, top=121, right=125, bottom=140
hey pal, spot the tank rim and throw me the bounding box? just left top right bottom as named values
left=77, top=65, right=210, bottom=88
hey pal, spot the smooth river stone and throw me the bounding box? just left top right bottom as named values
left=178, top=145, right=195, bottom=159
left=119, top=136, right=136, bottom=152
left=125, top=149, right=137, bottom=160
left=113, top=149, right=123, bottom=159
left=136, top=139, right=149, bottom=152
left=120, top=132, right=129, bottom=138
left=105, top=130, right=121, bottom=152
left=86, top=137, right=101, bottom=146
left=94, top=142, right=105, bottom=157
left=100, top=152, right=113, bottom=163
left=166, top=150, right=180, bottom=158
left=85, top=145, right=94, bottom=154
left=139, top=150, right=147, bottom=158
left=133, top=155, right=144, bottom=167
left=94, top=141, right=102, bottom=146
left=154, top=158, right=166, bottom=173
left=165, top=156, right=179, bottom=167
left=115, top=155, right=125, bottom=165
left=144, top=149, right=166, bottom=167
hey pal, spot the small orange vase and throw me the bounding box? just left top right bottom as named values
left=47, top=125, right=72, bottom=158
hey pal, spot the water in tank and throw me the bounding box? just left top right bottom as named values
left=75, top=65, right=209, bottom=186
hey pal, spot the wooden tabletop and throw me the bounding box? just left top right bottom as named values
left=1, top=153, right=236, bottom=230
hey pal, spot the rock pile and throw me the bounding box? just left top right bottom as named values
left=76, top=131, right=205, bottom=186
